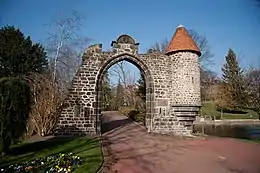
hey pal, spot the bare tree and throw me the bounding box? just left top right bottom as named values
left=188, top=29, right=214, bottom=68
left=147, top=29, right=214, bottom=68
left=110, top=61, right=128, bottom=87
left=201, top=69, right=219, bottom=101
left=109, top=61, right=139, bottom=107
left=26, top=73, right=65, bottom=136
left=244, top=67, right=260, bottom=118
left=147, top=38, right=169, bottom=54
left=46, top=10, right=89, bottom=92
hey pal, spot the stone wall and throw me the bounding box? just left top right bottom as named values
left=169, top=51, right=201, bottom=128
left=170, top=52, right=201, bottom=106
left=54, top=35, right=201, bottom=136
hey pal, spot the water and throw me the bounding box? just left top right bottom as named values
left=193, top=124, right=260, bottom=140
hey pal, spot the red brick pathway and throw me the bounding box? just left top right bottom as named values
left=101, top=111, right=260, bottom=173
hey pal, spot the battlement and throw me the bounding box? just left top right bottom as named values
left=85, top=44, right=102, bottom=54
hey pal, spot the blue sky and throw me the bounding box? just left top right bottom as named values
left=1, top=0, right=260, bottom=79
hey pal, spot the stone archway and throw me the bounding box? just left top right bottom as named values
left=95, top=53, right=155, bottom=133
left=55, top=27, right=201, bottom=137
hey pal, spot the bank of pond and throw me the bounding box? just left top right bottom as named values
left=193, top=124, right=260, bottom=142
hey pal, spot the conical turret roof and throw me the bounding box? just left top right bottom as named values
left=165, top=25, right=201, bottom=56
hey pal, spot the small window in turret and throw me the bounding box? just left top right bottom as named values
left=191, top=77, right=194, bottom=84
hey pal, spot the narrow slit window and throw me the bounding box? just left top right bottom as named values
left=84, top=108, right=91, bottom=117
left=74, top=104, right=80, bottom=117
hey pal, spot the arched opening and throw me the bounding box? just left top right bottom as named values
left=95, top=53, right=154, bottom=133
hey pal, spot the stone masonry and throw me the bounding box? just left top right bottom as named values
left=55, top=25, right=201, bottom=136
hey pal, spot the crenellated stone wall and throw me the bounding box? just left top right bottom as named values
left=54, top=35, right=201, bottom=136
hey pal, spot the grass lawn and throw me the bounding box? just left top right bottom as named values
left=240, top=139, right=260, bottom=144
left=249, top=139, right=260, bottom=143
left=0, top=137, right=102, bottom=173
left=200, top=101, right=259, bottom=119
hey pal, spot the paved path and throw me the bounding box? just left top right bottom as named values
left=101, top=111, right=260, bottom=173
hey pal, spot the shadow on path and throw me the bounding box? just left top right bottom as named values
left=101, top=116, right=131, bottom=134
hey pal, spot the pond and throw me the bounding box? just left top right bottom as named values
left=193, top=124, right=260, bottom=140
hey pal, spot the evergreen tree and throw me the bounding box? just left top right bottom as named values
left=136, top=72, right=146, bottom=101
left=0, top=77, right=31, bottom=153
left=0, top=25, right=48, bottom=77
left=221, top=49, right=245, bottom=110
left=114, top=79, right=124, bottom=110
left=101, top=72, right=113, bottom=111
left=0, top=25, right=48, bottom=153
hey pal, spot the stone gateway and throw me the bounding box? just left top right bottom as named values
left=55, top=25, right=201, bottom=136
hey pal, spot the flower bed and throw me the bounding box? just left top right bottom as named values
left=0, top=153, right=83, bottom=173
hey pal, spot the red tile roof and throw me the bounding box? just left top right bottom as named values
left=165, top=25, right=201, bottom=56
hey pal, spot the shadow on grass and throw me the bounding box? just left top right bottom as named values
left=0, top=136, right=102, bottom=173
left=6, top=137, right=75, bottom=155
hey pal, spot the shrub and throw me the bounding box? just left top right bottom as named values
left=118, top=106, right=145, bottom=124
left=128, top=110, right=140, bottom=121
left=118, top=107, right=134, bottom=116
left=216, top=106, right=248, bottom=114
left=26, top=73, right=64, bottom=136
left=0, top=77, right=31, bottom=153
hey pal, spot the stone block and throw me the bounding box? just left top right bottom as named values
left=157, top=99, right=168, bottom=106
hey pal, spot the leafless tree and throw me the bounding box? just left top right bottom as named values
left=46, top=10, right=89, bottom=93
left=244, top=67, right=260, bottom=118
left=147, top=29, right=214, bottom=68
left=109, top=61, right=139, bottom=107
left=201, top=69, right=219, bottom=101
left=25, top=73, right=65, bottom=136
left=188, top=29, right=214, bottom=68
left=148, top=38, right=169, bottom=54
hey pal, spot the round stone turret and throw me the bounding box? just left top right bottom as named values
left=166, top=25, right=201, bottom=128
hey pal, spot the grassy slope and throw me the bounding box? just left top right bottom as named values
left=200, top=101, right=259, bottom=119
left=0, top=137, right=102, bottom=173
left=252, top=140, right=260, bottom=143
left=240, top=139, right=260, bottom=144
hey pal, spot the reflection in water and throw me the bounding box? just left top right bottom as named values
left=193, top=124, right=260, bottom=140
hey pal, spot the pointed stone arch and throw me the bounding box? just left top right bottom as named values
left=95, top=53, right=155, bottom=133
left=55, top=29, right=201, bottom=137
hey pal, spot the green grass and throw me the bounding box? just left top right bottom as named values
left=248, top=139, right=260, bottom=143
left=240, top=139, right=260, bottom=144
left=252, top=140, right=260, bottom=143
left=200, top=101, right=259, bottom=119
left=0, top=137, right=102, bottom=173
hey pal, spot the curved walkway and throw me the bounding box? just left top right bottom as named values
left=101, top=111, right=260, bottom=173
